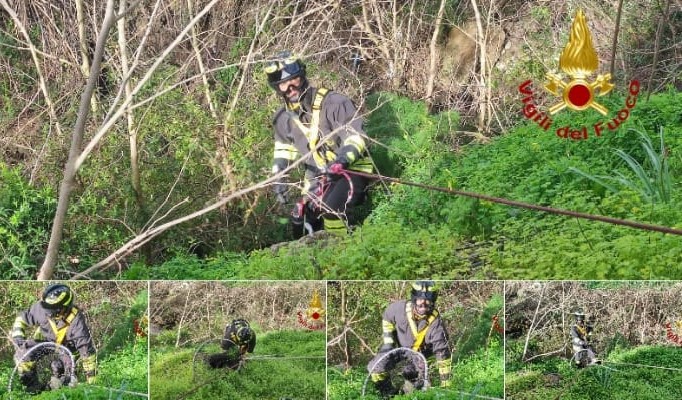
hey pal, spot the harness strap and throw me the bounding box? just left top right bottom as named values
left=292, top=88, right=335, bottom=169
left=577, top=325, right=587, bottom=338
left=405, top=302, right=437, bottom=351
left=48, top=307, right=79, bottom=345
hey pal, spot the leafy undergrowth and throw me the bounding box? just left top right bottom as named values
left=150, top=329, right=325, bottom=400
left=506, top=345, right=682, bottom=400
left=141, top=223, right=484, bottom=280
left=127, top=89, right=682, bottom=281
left=328, top=339, right=504, bottom=400
left=0, top=339, right=148, bottom=400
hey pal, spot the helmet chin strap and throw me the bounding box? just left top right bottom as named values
left=285, top=100, right=300, bottom=111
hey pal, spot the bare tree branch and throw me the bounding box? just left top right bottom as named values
left=426, top=0, right=447, bottom=109
left=37, top=0, right=117, bottom=280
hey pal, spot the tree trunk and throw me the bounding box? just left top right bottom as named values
left=426, top=0, right=447, bottom=111
left=118, top=0, right=154, bottom=263
left=470, top=0, right=487, bottom=133
left=37, top=0, right=116, bottom=280
left=76, top=0, right=98, bottom=113
left=646, top=0, right=672, bottom=99
left=522, top=285, right=545, bottom=361
left=609, top=0, right=625, bottom=78
left=117, top=0, right=145, bottom=213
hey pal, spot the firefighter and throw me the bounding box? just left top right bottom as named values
left=570, top=309, right=600, bottom=367
left=11, top=284, right=97, bottom=393
left=367, top=281, right=452, bottom=398
left=266, top=50, right=373, bottom=236
left=217, top=318, right=256, bottom=369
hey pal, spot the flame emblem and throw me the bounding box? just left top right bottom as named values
left=544, top=9, right=614, bottom=115
left=297, top=289, right=325, bottom=330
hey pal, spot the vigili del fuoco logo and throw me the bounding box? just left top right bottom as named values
left=664, top=320, right=682, bottom=346
left=297, top=289, right=325, bottom=330
left=519, top=9, right=640, bottom=140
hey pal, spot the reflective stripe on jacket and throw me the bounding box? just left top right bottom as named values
left=381, top=300, right=451, bottom=361
left=272, top=87, right=373, bottom=194
left=12, top=301, right=96, bottom=359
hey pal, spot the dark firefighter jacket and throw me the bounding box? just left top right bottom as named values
left=570, top=323, right=593, bottom=347
left=12, top=302, right=96, bottom=359
left=271, top=87, right=373, bottom=195
left=222, top=323, right=256, bottom=355
left=382, top=300, right=451, bottom=361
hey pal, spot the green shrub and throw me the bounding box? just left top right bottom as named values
left=0, top=164, right=56, bottom=279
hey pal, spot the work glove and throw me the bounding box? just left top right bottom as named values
left=440, top=376, right=452, bottom=388
left=326, top=155, right=349, bottom=175
left=327, top=162, right=345, bottom=175
left=291, top=198, right=307, bottom=223
left=86, top=375, right=96, bottom=384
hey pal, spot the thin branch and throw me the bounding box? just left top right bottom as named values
left=187, top=0, right=217, bottom=119
left=0, top=0, right=65, bottom=138
left=75, top=0, right=223, bottom=172
left=36, top=0, right=117, bottom=280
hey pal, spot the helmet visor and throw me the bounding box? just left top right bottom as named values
left=266, top=60, right=304, bottom=85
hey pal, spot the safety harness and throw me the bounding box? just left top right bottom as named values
left=576, top=324, right=587, bottom=339
left=292, top=87, right=336, bottom=169
left=44, top=307, right=79, bottom=345
left=405, top=302, right=438, bottom=351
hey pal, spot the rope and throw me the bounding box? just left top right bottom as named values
left=90, top=385, right=149, bottom=397
left=244, top=355, right=326, bottom=361
left=344, top=170, right=682, bottom=236
left=603, top=360, right=682, bottom=372
left=451, top=390, right=503, bottom=400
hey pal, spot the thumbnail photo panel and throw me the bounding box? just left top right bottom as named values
left=326, top=280, right=504, bottom=400
left=505, top=281, right=682, bottom=400
left=149, top=280, right=326, bottom=400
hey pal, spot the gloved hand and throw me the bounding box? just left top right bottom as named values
left=326, top=155, right=349, bottom=175
left=291, top=198, right=307, bottom=224
left=327, top=162, right=345, bottom=175
left=86, top=374, right=96, bottom=384
left=440, top=376, right=451, bottom=388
